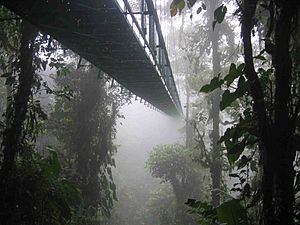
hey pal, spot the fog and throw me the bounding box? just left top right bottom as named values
left=0, top=0, right=280, bottom=224
left=108, top=101, right=184, bottom=224
left=116, top=101, right=184, bottom=168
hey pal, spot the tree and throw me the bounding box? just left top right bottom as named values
left=48, top=66, right=130, bottom=223
left=0, top=20, right=37, bottom=179
left=171, top=0, right=237, bottom=207
left=147, top=143, right=205, bottom=225
left=170, top=0, right=300, bottom=224
left=137, top=184, right=177, bottom=225
left=0, top=8, right=80, bottom=224
left=240, top=1, right=299, bottom=224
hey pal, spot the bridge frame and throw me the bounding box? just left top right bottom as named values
left=0, top=0, right=183, bottom=116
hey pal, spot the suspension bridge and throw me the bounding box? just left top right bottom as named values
left=0, top=0, right=182, bottom=116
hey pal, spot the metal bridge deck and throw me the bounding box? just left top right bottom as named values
left=0, top=0, right=182, bottom=116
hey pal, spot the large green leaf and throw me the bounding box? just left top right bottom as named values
left=200, top=77, right=223, bottom=93
left=216, top=199, right=248, bottom=225
left=213, top=5, right=227, bottom=30
left=187, top=0, right=197, bottom=8
left=237, top=155, right=251, bottom=169
left=214, top=5, right=227, bottom=23
left=220, top=90, right=237, bottom=110
left=170, top=2, right=178, bottom=17
left=170, top=0, right=186, bottom=17
left=220, top=75, right=248, bottom=111
left=185, top=199, right=217, bottom=220
left=186, top=198, right=248, bottom=225
left=178, top=0, right=186, bottom=14
left=226, top=138, right=247, bottom=165
left=224, top=63, right=244, bottom=86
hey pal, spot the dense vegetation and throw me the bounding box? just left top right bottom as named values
left=0, top=7, right=129, bottom=224
left=167, top=0, right=300, bottom=224
left=0, top=0, right=299, bottom=225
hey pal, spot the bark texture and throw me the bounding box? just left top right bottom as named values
left=241, top=0, right=299, bottom=224
left=0, top=21, right=38, bottom=224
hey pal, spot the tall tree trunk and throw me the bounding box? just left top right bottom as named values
left=0, top=21, right=37, bottom=224
left=241, top=0, right=299, bottom=224
left=207, top=0, right=222, bottom=207
left=0, top=21, right=37, bottom=175
left=185, top=86, right=193, bottom=148
left=241, top=1, right=276, bottom=224
left=273, top=2, right=298, bottom=224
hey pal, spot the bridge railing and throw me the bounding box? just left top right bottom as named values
left=115, top=0, right=182, bottom=114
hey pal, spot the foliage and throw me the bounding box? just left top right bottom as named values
left=48, top=67, right=129, bottom=222
left=135, top=184, right=177, bottom=225
left=0, top=148, right=79, bottom=225
left=170, top=0, right=300, bottom=224
left=200, top=63, right=247, bottom=110
left=197, top=0, right=300, bottom=224
left=186, top=198, right=248, bottom=225
left=170, top=0, right=200, bottom=17
left=0, top=6, right=103, bottom=224
left=147, top=143, right=200, bottom=188
left=199, top=63, right=257, bottom=165
left=170, top=0, right=227, bottom=30
left=147, top=143, right=204, bottom=225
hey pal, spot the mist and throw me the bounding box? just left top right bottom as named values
left=107, top=102, right=184, bottom=225
left=0, top=0, right=299, bottom=225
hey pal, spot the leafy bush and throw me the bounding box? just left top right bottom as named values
left=1, top=149, right=80, bottom=225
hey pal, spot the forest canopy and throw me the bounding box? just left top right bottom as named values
left=0, top=0, right=299, bottom=225
left=168, top=0, right=300, bottom=224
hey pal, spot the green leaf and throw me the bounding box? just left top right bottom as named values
left=187, top=198, right=248, bottom=225
left=216, top=199, right=248, bottom=225
left=238, top=155, right=250, bottom=169
left=170, top=2, right=178, bottom=17
left=227, top=139, right=247, bottom=165
left=219, top=128, right=232, bottom=144
left=224, top=63, right=244, bottom=86
left=200, top=77, right=223, bottom=93
left=214, top=5, right=227, bottom=23
left=187, top=0, right=197, bottom=8
left=213, top=5, right=227, bottom=30
left=220, top=90, right=237, bottom=110
left=237, top=75, right=247, bottom=93
left=178, top=0, right=186, bottom=14
left=220, top=75, right=248, bottom=111
left=185, top=199, right=216, bottom=219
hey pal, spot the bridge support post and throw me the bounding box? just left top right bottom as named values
left=149, top=13, right=155, bottom=54
left=141, top=0, right=146, bottom=35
